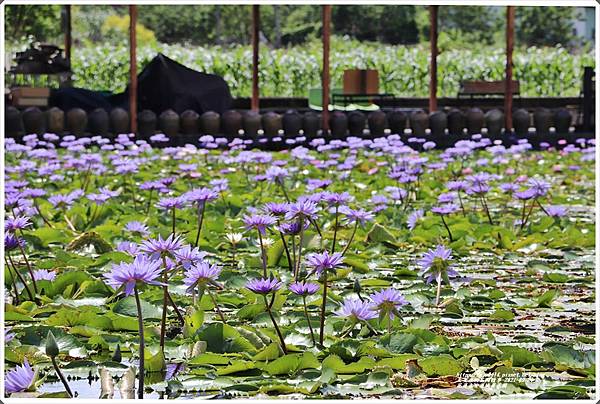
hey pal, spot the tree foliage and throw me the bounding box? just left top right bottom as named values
left=516, top=6, right=576, bottom=46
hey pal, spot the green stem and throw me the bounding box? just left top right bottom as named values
left=258, top=231, right=268, bottom=277
left=51, top=356, right=73, bottom=398
left=263, top=295, right=288, bottom=354
left=331, top=205, right=339, bottom=253
left=194, top=202, right=206, bottom=247
left=134, top=286, right=145, bottom=399
left=303, top=296, right=316, bottom=346
left=6, top=255, right=34, bottom=301
left=319, top=273, right=328, bottom=345
left=208, top=289, right=226, bottom=323
left=159, top=256, right=169, bottom=352
left=340, top=221, right=359, bottom=256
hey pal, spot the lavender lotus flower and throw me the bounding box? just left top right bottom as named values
left=183, top=261, right=221, bottom=292
left=32, top=269, right=56, bottom=281
left=243, top=214, right=277, bottom=235
left=104, top=255, right=164, bottom=296
left=417, top=245, right=457, bottom=284
left=431, top=204, right=459, bottom=215
left=499, top=183, right=519, bottom=195
left=369, top=288, right=409, bottom=319
left=546, top=205, right=567, bottom=217
left=305, top=251, right=344, bottom=276
left=246, top=278, right=283, bottom=295
left=527, top=178, right=551, bottom=198
left=513, top=189, right=536, bottom=201
left=140, top=234, right=184, bottom=259
left=263, top=202, right=290, bottom=216
left=289, top=281, right=320, bottom=296
left=407, top=209, right=424, bottom=231
left=285, top=200, right=319, bottom=221
left=185, top=187, right=219, bottom=203
left=5, top=327, right=15, bottom=343
left=175, top=245, right=207, bottom=269
left=5, top=233, right=25, bottom=251
left=340, top=207, right=374, bottom=227
left=156, top=196, right=187, bottom=210
left=5, top=216, right=32, bottom=233
left=5, top=359, right=35, bottom=393
left=116, top=241, right=141, bottom=256
left=125, top=221, right=150, bottom=237
left=334, top=297, right=377, bottom=321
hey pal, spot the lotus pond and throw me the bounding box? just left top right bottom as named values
left=3, top=133, right=596, bottom=400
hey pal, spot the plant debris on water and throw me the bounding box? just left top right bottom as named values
left=3, top=133, right=595, bottom=400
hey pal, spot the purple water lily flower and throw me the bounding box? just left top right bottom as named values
left=183, top=261, right=221, bottom=292
left=175, top=245, right=208, bottom=270
left=289, top=281, right=320, bottom=296
left=243, top=214, right=277, bottom=235
left=431, top=204, right=459, bottom=215
left=125, top=221, right=150, bottom=237
left=285, top=200, right=319, bottom=221
left=527, top=178, right=551, bottom=198
left=104, top=254, right=164, bottom=296
left=156, top=196, right=187, bottom=210
left=140, top=234, right=184, bottom=259
left=246, top=278, right=283, bottom=295
left=546, top=205, right=567, bottom=217
left=5, top=216, right=32, bottom=233
left=32, top=269, right=56, bottom=281
left=407, top=209, right=424, bottom=231
left=185, top=187, right=219, bottom=204
left=116, top=241, right=141, bottom=256
left=263, top=202, right=290, bottom=217
left=513, top=188, right=536, bottom=201
left=5, top=359, right=35, bottom=394
left=417, top=245, right=457, bottom=284
left=5, top=233, right=25, bottom=251
left=334, top=297, right=377, bottom=321
left=369, top=288, right=409, bottom=319
left=340, top=207, right=374, bottom=227
left=305, top=251, right=344, bottom=276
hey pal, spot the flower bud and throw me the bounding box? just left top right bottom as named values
left=45, top=331, right=59, bottom=357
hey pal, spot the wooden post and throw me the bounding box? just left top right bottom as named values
left=129, top=5, right=138, bottom=134
left=64, top=5, right=72, bottom=66
left=504, top=6, right=515, bottom=134
left=251, top=5, right=260, bottom=111
left=322, top=5, right=332, bottom=134
left=429, top=5, right=438, bottom=113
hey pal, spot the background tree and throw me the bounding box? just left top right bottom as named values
left=516, top=6, right=575, bottom=46
left=5, top=5, right=61, bottom=42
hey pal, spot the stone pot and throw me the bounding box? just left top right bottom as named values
left=46, top=107, right=65, bottom=135
left=200, top=111, right=220, bottom=135
left=368, top=110, right=387, bottom=138
left=110, top=108, right=129, bottom=134
left=409, top=109, right=428, bottom=137
left=5, top=106, right=24, bottom=139
left=221, top=110, right=242, bottom=138
left=347, top=111, right=366, bottom=136
left=66, top=108, right=87, bottom=136
left=88, top=108, right=109, bottom=136
left=512, top=108, right=530, bottom=137
left=387, top=109, right=407, bottom=135
left=262, top=112, right=282, bottom=138
left=22, top=107, right=46, bottom=135
left=302, top=112, right=320, bottom=138
left=159, top=109, right=180, bottom=139
left=428, top=111, right=447, bottom=139
left=447, top=109, right=466, bottom=137
left=485, top=108, right=504, bottom=139
left=138, top=109, right=157, bottom=139
left=553, top=108, right=571, bottom=135
left=282, top=110, right=302, bottom=136
left=329, top=111, right=348, bottom=139
left=533, top=107, right=552, bottom=136
left=465, top=107, right=485, bottom=136
left=242, top=110, right=261, bottom=139
left=180, top=110, right=200, bottom=135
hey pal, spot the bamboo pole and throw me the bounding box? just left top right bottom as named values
left=429, top=5, right=438, bottom=113
left=504, top=6, right=515, bottom=134
left=129, top=5, right=138, bottom=134
left=251, top=5, right=260, bottom=111
left=321, top=5, right=332, bottom=134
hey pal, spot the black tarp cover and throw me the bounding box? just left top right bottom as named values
left=50, top=53, right=232, bottom=114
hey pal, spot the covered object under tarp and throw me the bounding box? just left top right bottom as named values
left=49, top=53, right=233, bottom=114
